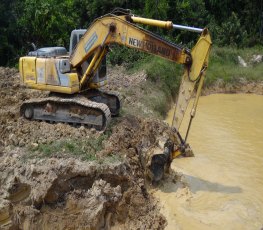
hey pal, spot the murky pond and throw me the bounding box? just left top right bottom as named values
left=155, top=94, right=263, bottom=230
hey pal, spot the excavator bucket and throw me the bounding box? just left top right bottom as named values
left=144, top=133, right=194, bottom=184
left=148, top=139, right=174, bottom=183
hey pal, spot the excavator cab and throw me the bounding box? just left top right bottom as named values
left=69, top=29, right=87, bottom=55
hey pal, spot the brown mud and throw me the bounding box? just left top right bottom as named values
left=0, top=67, right=171, bottom=229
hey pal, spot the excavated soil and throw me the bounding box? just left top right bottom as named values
left=0, top=67, right=174, bottom=229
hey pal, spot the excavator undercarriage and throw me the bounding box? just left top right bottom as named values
left=20, top=90, right=121, bottom=130
left=20, top=96, right=110, bottom=130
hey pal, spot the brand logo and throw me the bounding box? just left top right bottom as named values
left=128, top=37, right=170, bottom=57
left=85, top=32, right=98, bottom=53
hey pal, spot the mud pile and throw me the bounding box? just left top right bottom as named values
left=0, top=116, right=171, bottom=229
left=0, top=67, right=171, bottom=229
left=106, top=65, right=147, bottom=91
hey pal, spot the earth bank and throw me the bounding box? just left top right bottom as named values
left=0, top=66, right=174, bottom=229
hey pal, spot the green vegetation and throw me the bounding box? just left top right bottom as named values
left=108, top=45, right=147, bottom=69
left=27, top=133, right=110, bottom=161
left=121, top=80, right=172, bottom=118
left=135, top=56, right=182, bottom=117
left=136, top=56, right=182, bottom=97
left=206, top=46, right=263, bottom=86
left=131, top=46, right=263, bottom=89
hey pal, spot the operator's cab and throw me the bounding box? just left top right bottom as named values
left=20, top=29, right=107, bottom=93
left=69, top=29, right=87, bottom=55
left=70, top=29, right=107, bottom=88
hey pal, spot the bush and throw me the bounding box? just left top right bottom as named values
left=133, top=55, right=182, bottom=98
left=209, top=12, right=248, bottom=47
left=107, top=44, right=147, bottom=68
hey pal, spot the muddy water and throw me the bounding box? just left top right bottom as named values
left=155, top=94, right=263, bottom=230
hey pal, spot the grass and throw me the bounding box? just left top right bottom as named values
left=205, top=46, right=263, bottom=86
left=25, top=132, right=111, bottom=161
left=131, top=46, right=263, bottom=88
left=120, top=79, right=174, bottom=118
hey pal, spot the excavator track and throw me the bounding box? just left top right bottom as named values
left=83, top=89, right=122, bottom=116
left=20, top=96, right=111, bottom=131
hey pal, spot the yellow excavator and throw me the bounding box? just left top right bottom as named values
left=19, top=8, right=212, bottom=182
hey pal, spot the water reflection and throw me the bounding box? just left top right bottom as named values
left=160, top=174, right=242, bottom=194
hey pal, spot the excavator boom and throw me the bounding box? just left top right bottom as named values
left=70, top=15, right=192, bottom=67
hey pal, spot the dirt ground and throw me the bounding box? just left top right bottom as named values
left=1, top=66, right=261, bottom=229
left=0, top=66, right=177, bottom=229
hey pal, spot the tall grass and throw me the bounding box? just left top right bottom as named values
left=122, top=56, right=183, bottom=118
left=206, top=46, right=263, bottom=86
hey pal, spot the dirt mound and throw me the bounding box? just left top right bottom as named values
left=0, top=67, right=169, bottom=229
left=0, top=116, right=169, bottom=229
left=106, top=65, right=147, bottom=91
left=0, top=153, right=166, bottom=229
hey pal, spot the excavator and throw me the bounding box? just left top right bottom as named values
left=19, top=8, right=212, bottom=182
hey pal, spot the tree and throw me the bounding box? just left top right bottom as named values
left=0, top=0, right=22, bottom=66
left=17, top=0, right=79, bottom=49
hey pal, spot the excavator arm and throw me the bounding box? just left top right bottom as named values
left=70, top=15, right=192, bottom=67
left=68, top=11, right=212, bottom=182
left=147, top=29, right=212, bottom=182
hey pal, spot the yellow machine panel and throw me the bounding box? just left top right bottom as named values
left=20, top=57, right=80, bottom=94
left=36, top=58, right=46, bottom=84
left=20, top=57, right=37, bottom=84
left=45, top=58, right=60, bottom=86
